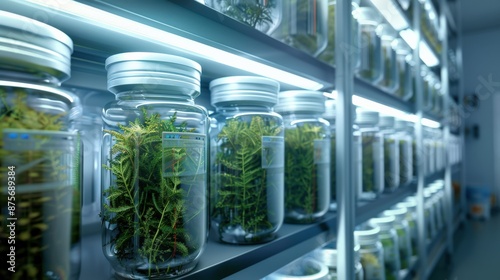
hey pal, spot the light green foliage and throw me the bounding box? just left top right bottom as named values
left=0, top=89, right=76, bottom=279
left=102, top=109, right=204, bottom=277
left=214, top=116, right=281, bottom=239
left=380, top=237, right=398, bottom=280
left=284, top=123, right=324, bottom=222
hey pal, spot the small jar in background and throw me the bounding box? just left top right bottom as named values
left=354, top=7, right=383, bottom=84
left=383, top=207, right=413, bottom=270
left=378, top=116, right=400, bottom=192
left=376, top=24, right=399, bottom=94
left=368, top=216, right=401, bottom=280
left=355, top=225, right=386, bottom=280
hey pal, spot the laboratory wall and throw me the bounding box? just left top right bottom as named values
left=462, top=26, right=500, bottom=199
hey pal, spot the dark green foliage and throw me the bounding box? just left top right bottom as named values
left=214, top=116, right=281, bottom=239
left=399, top=140, right=409, bottom=184
left=284, top=124, right=324, bottom=222
left=362, top=135, right=375, bottom=193
left=102, top=109, right=204, bottom=277
left=358, top=30, right=377, bottom=80
left=381, top=48, right=393, bottom=88
left=412, top=140, right=417, bottom=177
left=384, top=138, right=396, bottom=190
left=220, top=0, right=275, bottom=28
left=0, top=89, right=76, bottom=279
left=283, top=0, right=321, bottom=55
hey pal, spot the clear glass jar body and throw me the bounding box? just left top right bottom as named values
left=381, top=128, right=400, bottom=192
left=282, top=113, right=330, bottom=223
left=355, top=15, right=384, bottom=84
left=424, top=195, right=437, bottom=242
left=423, top=73, right=435, bottom=111
left=401, top=203, right=418, bottom=257
left=358, top=240, right=386, bottom=280
left=269, top=0, right=328, bottom=56
left=102, top=93, right=209, bottom=278
left=396, top=53, right=413, bottom=101
left=378, top=35, right=399, bottom=94
left=397, top=128, right=413, bottom=186
left=211, top=105, right=284, bottom=243
left=378, top=229, right=401, bottom=280
left=205, top=0, right=283, bottom=34
left=393, top=219, right=412, bottom=270
left=0, top=74, right=81, bottom=280
left=357, top=127, right=383, bottom=200
left=318, top=1, right=360, bottom=68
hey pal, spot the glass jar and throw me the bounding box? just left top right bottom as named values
left=0, top=11, right=82, bottom=280
left=318, top=0, right=361, bottom=67
left=354, top=7, right=383, bottom=83
left=275, top=90, right=330, bottom=223
left=432, top=80, right=442, bottom=117
left=428, top=181, right=445, bottom=230
left=264, top=257, right=329, bottom=280
left=210, top=76, right=284, bottom=244
left=354, top=225, right=386, bottom=280
left=383, top=207, right=412, bottom=270
left=424, top=128, right=436, bottom=176
left=368, top=216, right=401, bottom=280
left=422, top=68, right=435, bottom=112
left=397, top=199, right=418, bottom=257
left=205, top=0, right=283, bottom=34
left=376, top=24, right=399, bottom=94
left=323, top=100, right=336, bottom=211
left=269, top=0, right=328, bottom=57
left=101, top=53, right=209, bottom=278
left=395, top=120, right=413, bottom=186
left=355, top=109, right=383, bottom=200
left=379, top=116, right=399, bottom=192
left=393, top=39, right=413, bottom=101
left=312, top=245, right=364, bottom=280
left=423, top=189, right=437, bottom=242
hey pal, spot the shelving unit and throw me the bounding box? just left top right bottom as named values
left=0, top=0, right=464, bottom=279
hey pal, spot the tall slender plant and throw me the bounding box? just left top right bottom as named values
left=214, top=116, right=281, bottom=241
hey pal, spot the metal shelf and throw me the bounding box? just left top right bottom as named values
left=425, top=229, right=447, bottom=279
left=354, top=78, right=416, bottom=114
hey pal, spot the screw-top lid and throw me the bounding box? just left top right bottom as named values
left=353, top=7, right=382, bottom=26
left=0, top=11, right=73, bottom=81
left=376, top=23, right=398, bottom=41
left=210, top=76, right=280, bottom=107
left=383, top=207, right=408, bottom=222
left=275, top=90, right=326, bottom=114
left=105, top=52, right=201, bottom=97
left=354, top=225, right=380, bottom=245
left=379, top=116, right=395, bottom=128
left=369, top=215, right=396, bottom=231
left=395, top=120, right=413, bottom=131
left=393, top=38, right=412, bottom=56
left=397, top=200, right=416, bottom=212
left=355, top=109, right=379, bottom=125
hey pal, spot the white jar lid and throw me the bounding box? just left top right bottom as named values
left=397, top=200, right=416, bottom=211
left=105, top=52, right=201, bottom=97
left=355, top=225, right=380, bottom=245
left=355, top=109, right=379, bottom=125
left=265, top=258, right=329, bottom=280
left=210, top=76, right=280, bottom=107
left=384, top=207, right=408, bottom=222
left=369, top=215, right=396, bottom=231
left=275, top=90, right=326, bottom=114
left=379, top=116, right=395, bottom=128
left=0, top=11, right=73, bottom=81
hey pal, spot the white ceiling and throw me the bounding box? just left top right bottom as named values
left=460, top=0, right=500, bottom=33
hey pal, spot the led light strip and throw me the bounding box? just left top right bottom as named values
left=23, top=0, right=324, bottom=90
left=327, top=91, right=441, bottom=128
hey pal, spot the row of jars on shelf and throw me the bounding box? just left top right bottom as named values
left=264, top=179, right=446, bottom=280
left=0, top=11, right=458, bottom=280
left=202, top=0, right=444, bottom=114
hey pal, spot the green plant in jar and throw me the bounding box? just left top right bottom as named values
left=282, top=0, right=323, bottom=55
left=399, top=140, right=409, bottom=184
left=362, top=135, right=376, bottom=193
left=219, top=0, right=276, bottom=28
left=214, top=116, right=282, bottom=239
left=384, top=138, right=396, bottom=189
left=101, top=109, right=205, bottom=278
left=318, top=2, right=335, bottom=65
left=284, top=123, right=326, bottom=222
left=0, top=90, right=78, bottom=280
left=380, top=237, right=398, bottom=280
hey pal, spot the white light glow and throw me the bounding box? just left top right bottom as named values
left=422, top=118, right=441, bottom=128
left=399, top=29, right=418, bottom=49
left=352, top=95, right=413, bottom=120
left=370, top=0, right=409, bottom=31
left=25, top=0, right=323, bottom=90
left=419, top=41, right=440, bottom=67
